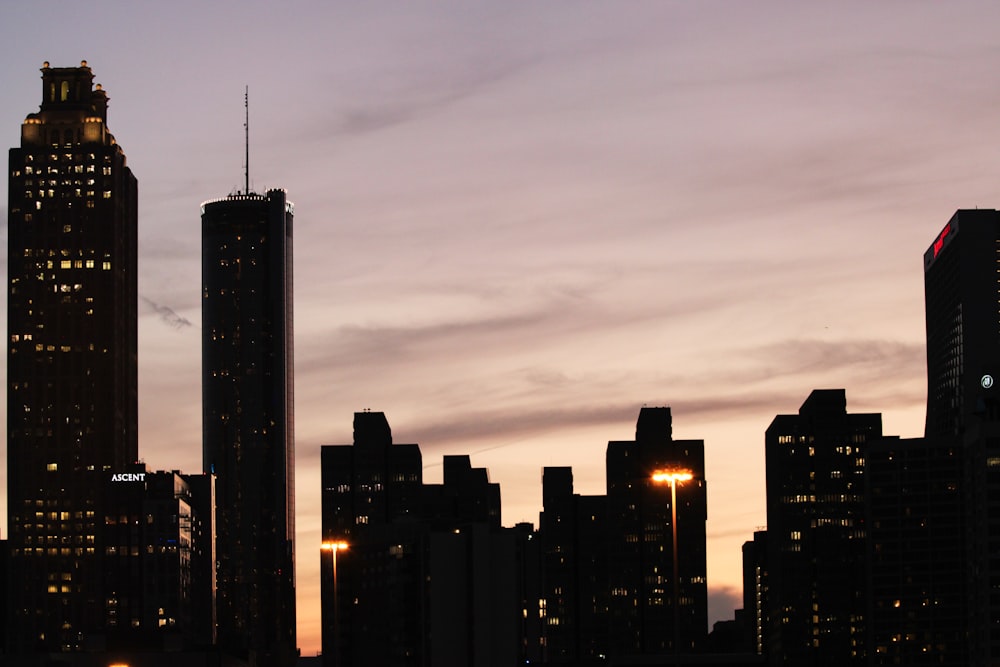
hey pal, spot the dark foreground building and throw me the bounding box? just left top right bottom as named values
left=763, top=389, right=881, bottom=665
left=6, top=61, right=138, bottom=654
left=538, top=407, right=709, bottom=663
left=864, top=210, right=1000, bottom=665
left=202, top=189, right=296, bottom=665
left=923, top=209, right=1000, bottom=439
left=605, top=407, right=709, bottom=659
left=320, top=411, right=530, bottom=667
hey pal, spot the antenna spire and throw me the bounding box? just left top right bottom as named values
left=244, top=86, right=250, bottom=195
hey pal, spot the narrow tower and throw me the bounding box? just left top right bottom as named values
left=6, top=61, right=138, bottom=653
left=201, top=146, right=295, bottom=662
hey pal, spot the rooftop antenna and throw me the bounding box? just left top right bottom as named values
left=243, top=86, right=250, bottom=195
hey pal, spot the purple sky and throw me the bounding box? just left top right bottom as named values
left=3, top=0, right=1000, bottom=654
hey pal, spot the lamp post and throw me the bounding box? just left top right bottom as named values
left=651, top=469, right=693, bottom=664
left=321, top=541, right=349, bottom=667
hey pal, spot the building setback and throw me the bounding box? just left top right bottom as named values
left=6, top=61, right=138, bottom=654
left=202, top=188, right=296, bottom=666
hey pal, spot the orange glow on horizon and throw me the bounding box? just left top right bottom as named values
left=321, top=540, right=349, bottom=552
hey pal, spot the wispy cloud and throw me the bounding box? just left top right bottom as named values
left=141, top=296, right=193, bottom=330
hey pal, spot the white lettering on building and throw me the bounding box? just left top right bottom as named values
left=110, top=472, right=146, bottom=482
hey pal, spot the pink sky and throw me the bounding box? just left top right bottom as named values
left=3, top=1, right=1000, bottom=655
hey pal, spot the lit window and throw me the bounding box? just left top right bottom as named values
left=46, top=463, right=57, bottom=471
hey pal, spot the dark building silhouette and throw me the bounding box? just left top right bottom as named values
left=864, top=210, right=1000, bottom=665
left=184, top=473, right=217, bottom=649
left=320, top=411, right=424, bottom=666
left=5, top=61, right=138, bottom=654
left=742, top=530, right=767, bottom=657
left=866, top=436, right=971, bottom=664
left=605, top=406, right=709, bottom=658
left=538, top=466, right=609, bottom=665
left=101, top=465, right=215, bottom=652
left=923, top=209, right=1000, bottom=438
left=763, top=389, right=880, bottom=666
left=0, top=537, right=7, bottom=658
left=320, top=412, right=527, bottom=667
left=202, top=188, right=296, bottom=666
left=535, top=407, right=709, bottom=663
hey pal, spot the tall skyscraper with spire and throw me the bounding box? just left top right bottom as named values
left=201, top=117, right=295, bottom=663
left=6, top=61, right=138, bottom=653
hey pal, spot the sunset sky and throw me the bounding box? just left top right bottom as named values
left=3, top=0, right=1000, bottom=655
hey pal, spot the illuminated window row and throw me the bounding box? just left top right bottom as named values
left=32, top=343, right=98, bottom=352
left=15, top=547, right=95, bottom=556
left=23, top=248, right=100, bottom=258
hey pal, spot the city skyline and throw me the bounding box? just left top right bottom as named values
left=3, top=1, right=1000, bottom=656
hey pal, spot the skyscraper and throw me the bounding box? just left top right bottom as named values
left=923, top=209, right=1000, bottom=438
left=6, top=61, right=137, bottom=653
left=321, top=412, right=526, bottom=667
left=866, top=435, right=971, bottom=664
left=863, top=209, right=1000, bottom=665
left=605, top=406, right=708, bottom=658
left=202, top=188, right=295, bottom=666
left=764, top=389, right=881, bottom=665
left=923, top=210, right=1000, bottom=663
left=538, top=467, right=609, bottom=665
left=320, top=411, right=423, bottom=666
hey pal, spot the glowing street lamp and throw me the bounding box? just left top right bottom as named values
left=651, top=469, right=693, bottom=663
left=321, top=541, right=349, bottom=667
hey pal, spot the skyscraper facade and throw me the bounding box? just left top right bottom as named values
left=764, top=389, right=881, bottom=666
left=923, top=210, right=1000, bottom=664
left=923, top=209, right=1000, bottom=438
left=202, top=189, right=295, bottom=666
left=102, top=465, right=215, bottom=651
left=605, top=406, right=708, bottom=657
left=538, top=467, right=609, bottom=665
left=321, top=412, right=530, bottom=667
left=320, top=411, right=424, bottom=666
left=866, top=435, right=971, bottom=664
left=6, top=61, right=137, bottom=653
left=863, top=209, right=1000, bottom=665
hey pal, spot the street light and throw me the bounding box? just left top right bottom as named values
left=651, top=469, right=693, bottom=664
left=321, top=541, right=349, bottom=667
